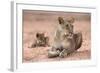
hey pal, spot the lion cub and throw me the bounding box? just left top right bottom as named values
left=31, top=32, right=49, bottom=48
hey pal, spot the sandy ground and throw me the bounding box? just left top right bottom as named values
left=23, top=10, right=91, bottom=62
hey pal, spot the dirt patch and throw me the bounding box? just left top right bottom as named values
left=23, top=47, right=90, bottom=62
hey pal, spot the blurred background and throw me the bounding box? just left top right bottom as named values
left=23, top=10, right=91, bottom=62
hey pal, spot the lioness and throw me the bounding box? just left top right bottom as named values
left=48, top=17, right=82, bottom=58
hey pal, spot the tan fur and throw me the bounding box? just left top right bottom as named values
left=31, top=32, right=49, bottom=48
left=48, top=17, right=82, bottom=58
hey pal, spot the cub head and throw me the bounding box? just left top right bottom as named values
left=36, top=32, right=45, bottom=40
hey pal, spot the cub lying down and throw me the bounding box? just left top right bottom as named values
left=31, top=32, right=49, bottom=48
left=48, top=17, right=82, bottom=58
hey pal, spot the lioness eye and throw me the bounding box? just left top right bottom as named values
left=66, top=24, right=68, bottom=27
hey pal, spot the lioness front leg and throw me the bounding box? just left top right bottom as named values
left=59, top=49, right=68, bottom=58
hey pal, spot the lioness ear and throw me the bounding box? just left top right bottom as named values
left=67, top=17, right=75, bottom=23
left=58, top=17, right=64, bottom=24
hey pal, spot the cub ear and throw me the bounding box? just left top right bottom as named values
left=67, top=17, right=75, bottom=23
left=58, top=17, right=64, bottom=24
left=41, top=33, right=44, bottom=36
left=36, top=33, right=40, bottom=38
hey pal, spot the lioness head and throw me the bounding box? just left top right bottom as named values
left=58, top=17, right=74, bottom=37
